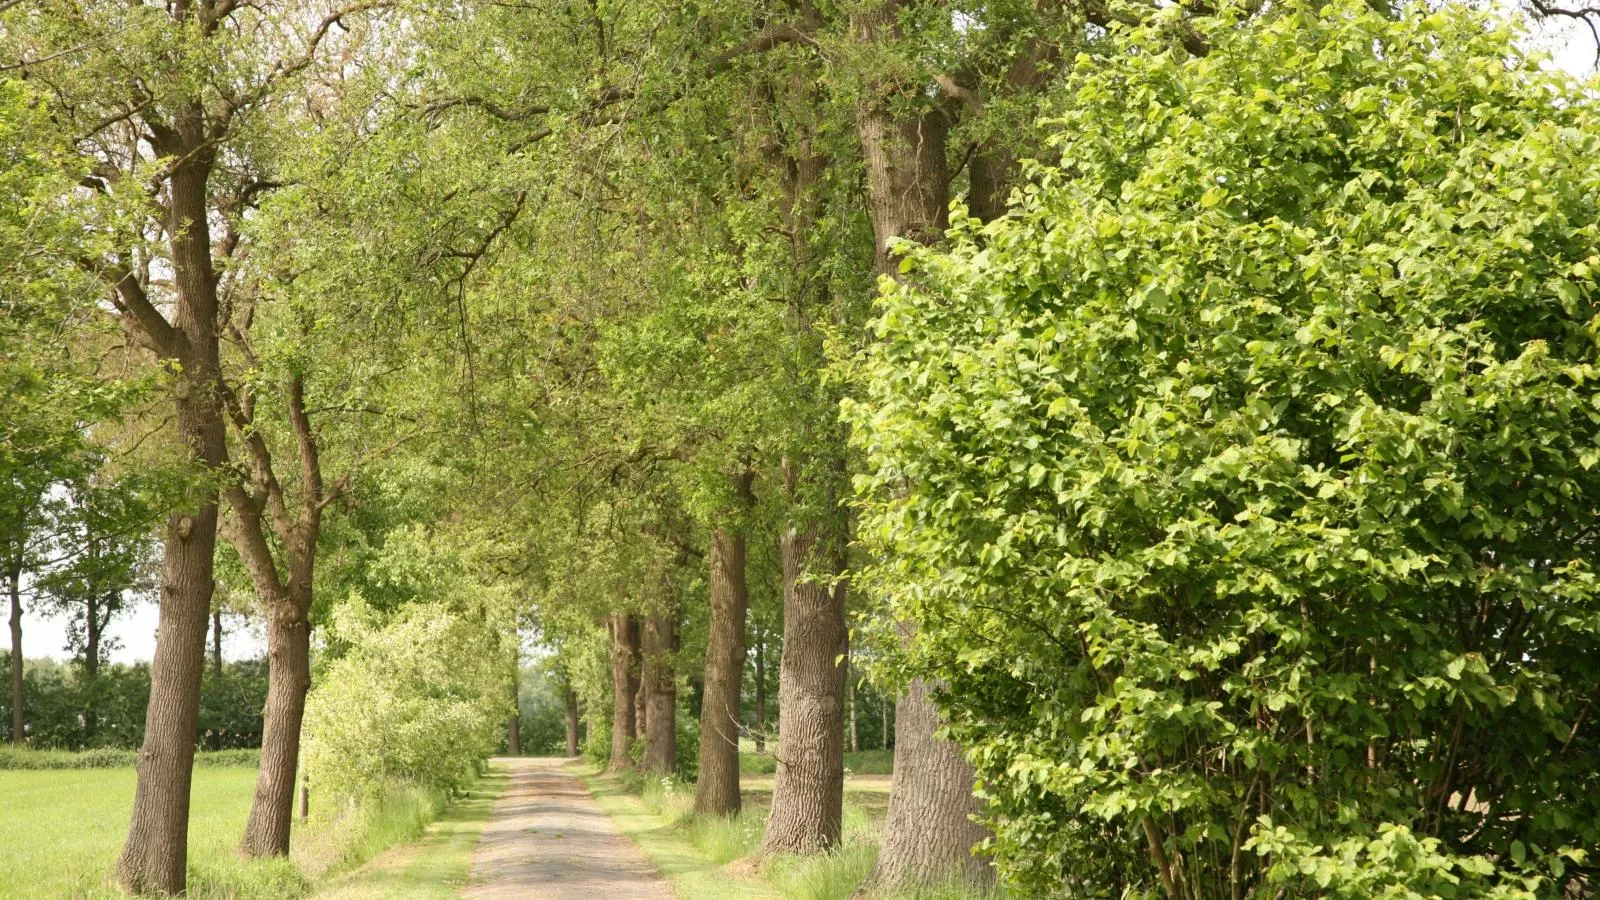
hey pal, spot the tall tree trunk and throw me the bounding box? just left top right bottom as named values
left=754, top=625, right=767, bottom=753
left=852, top=6, right=992, bottom=887
left=507, top=656, right=521, bottom=756
left=238, top=599, right=310, bottom=857
left=8, top=562, right=22, bottom=746
left=847, top=662, right=858, bottom=754
left=298, top=771, right=309, bottom=821
left=219, top=370, right=329, bottom=860
left=642, top=608, right=678, bottom=775
left=695, top=502, right=751, bottom=814
left=635, top=650, right=649, bottom=743
left=84, top=593, right=102, bottom=742
left=117, top=148, right=227, bottom=897
left=762, top=511, right=848, bottom=854
left=609, top=612, right=641, bottom=771
left=873, top=678, right=991, bottom=888
left=881, top=696, right=889, bottom=750
left=564, top=685, right=580, bottom=757
left=211, top=609, right=223, bottom=679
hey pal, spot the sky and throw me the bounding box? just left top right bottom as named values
left=19, top=6, right=1599, bottom=667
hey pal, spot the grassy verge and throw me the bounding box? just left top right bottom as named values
left=311, top=766, right=509, bottom=898
left=739, top=749, right=894, bottom=776
left=580, top=765, right=781, bottom=900
left=0, top=754, right=497, bottom=899
left=577, top=762, right=960, bottom=900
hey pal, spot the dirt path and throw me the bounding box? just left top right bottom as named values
left=463, top=757, right=674, bottom=900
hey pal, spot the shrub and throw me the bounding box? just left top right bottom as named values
left=0, top=747, right=257, bottom=769
left=0, top=654, right=267, bottom=751
left=301, top=596, right=511, bottom=801
left=850, top=2, right=1600, bottom=896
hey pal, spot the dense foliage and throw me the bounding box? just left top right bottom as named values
left=851, top=3, right=1600, bottom=896
left=302, top=593, right=512, bottom=801
left=0, top=654, right=269, bottom=751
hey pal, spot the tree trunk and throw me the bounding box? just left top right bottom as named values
left=507, top=647, right=521, bottom=756
left=211, top=609, right=222, bottom=679
left=635, top=653, right=649, bottom=743
left=238, top=601, right=311, bottom=858
left=871, top=679, right=992, bottom=889
left=8, top=562, right=22, bottom=746
left=117, top=148, right=227, bottom=897
left=298, top=771, right=309, bottom=821
left=852, top=7, right=992, bottom=887
left=609, top=612, right=641, bottom=771
left=754, top=625, right=767, bottom=753
left=695, top=514, right=750, bottom=815
left=84, top=593, right=102, bottom=742
left=642, top=608, right=678, bottom=775
left=881, top=696, right=890, bottom=750
left=565, top=686, right=580, bottom=757
left=848, top=663, right=858, bottom=754
left=762, top=516, right=848, bottom=854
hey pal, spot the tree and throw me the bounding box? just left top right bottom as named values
left=3, top=3, right=388, bottom=888
left=851, top=2, right=1600, bottom=894
left=0, top=78, right=124, bottom=748
left=695, top=472, right=754, bottom=814
left=35, top=472, right=160, bottom=742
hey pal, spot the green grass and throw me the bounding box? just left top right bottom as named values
left=582, top=765, right=781, bottom=900
left=740, top=748, right=894, bottom=776
left=312, top=767, right=509, bottom=899
left=579, top=762, right=918, bottom=900
left=580, top=762, right=1011, bottom=900
left=0, top=757, right=492, bottom=899
left=0, top=765, right=272, bottom=899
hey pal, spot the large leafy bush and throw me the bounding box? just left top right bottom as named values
left=302, top=596, right=510, bottom=801
left=850, top=3, right=1600, bottom=896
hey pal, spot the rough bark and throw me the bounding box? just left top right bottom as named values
left=117, top=147, right=228, bottom=897
left=695, top=489, right=751, bottom=815
left=239, top=601, right=310, bottom=857
left=872, top=679, right=992, bottom=889
left=211, top=609, right=222, bottom=679
left=564, top=686, right=580, bottom=757
left=218, top=367, right=331, bottom=859
left=642, top=608, right=678, bottom=775
left=8, top=562, right=22, bottom=745
left=762, top=514, right=849, bottom=854
left=609, top=612, right=641, bottom=771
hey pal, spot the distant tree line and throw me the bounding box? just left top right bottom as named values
left=0, top=654, right=267, bottom=752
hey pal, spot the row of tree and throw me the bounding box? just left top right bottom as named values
left=5, top=0, right=1600, bottom=896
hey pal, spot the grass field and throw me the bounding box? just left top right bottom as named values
left=0, top=759, right=485, bottom=899
left=0, top=765, right=280, bottom=899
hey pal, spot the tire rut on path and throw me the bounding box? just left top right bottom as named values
left=464, top=757, right=674, bottom=899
